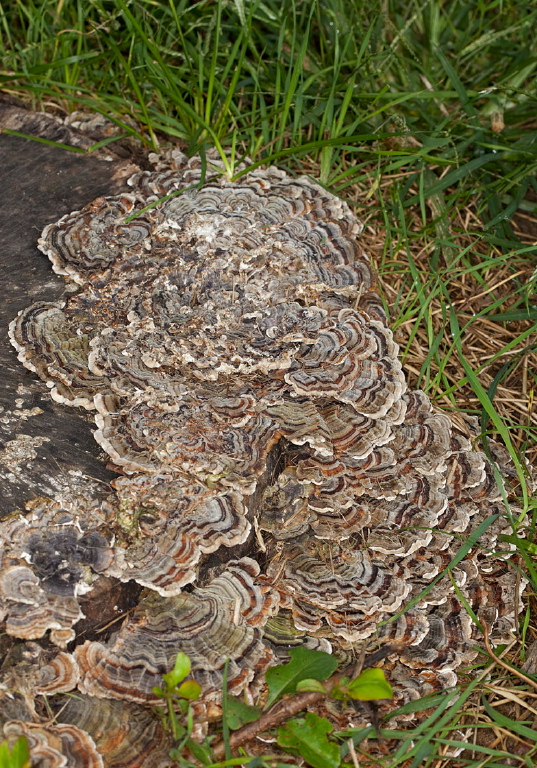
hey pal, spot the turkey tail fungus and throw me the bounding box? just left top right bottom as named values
left=2, top=149, right=525, bottom=764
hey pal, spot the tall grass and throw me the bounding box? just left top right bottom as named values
left=1, top=1, right=536, bottom=217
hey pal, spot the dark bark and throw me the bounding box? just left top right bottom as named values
left=0, top=110, right=140, bottom=515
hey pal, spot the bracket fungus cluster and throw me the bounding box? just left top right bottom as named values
left=2, top=151, right=523, bottom=765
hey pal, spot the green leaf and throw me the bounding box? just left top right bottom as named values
left=0, top=737, right=30, bottom=768
left=296, top=678, right=327, bottom=693
left=163, top=652, right=191, bottom=689
left=12, top=735, right=30, bottom=767
left=177, top=680, right=202, bottom=700
left=225, top=697, right=261, bottom=730
left=265, top=648, right=338, bottom=709
left=347, top=668, right=393, bottom=701
left=278, top=713, right=340, bottom=768
left=183, top=738, right=213, bottom=766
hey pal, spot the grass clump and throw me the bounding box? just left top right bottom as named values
left=1, top=0, right=537, bottom=765
left=1, top=1, right=536, bottom=208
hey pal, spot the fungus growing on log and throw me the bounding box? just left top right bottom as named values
left=3, top=150, right=524, bottom=765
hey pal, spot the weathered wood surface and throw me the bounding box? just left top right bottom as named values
left=0, top=112, right=139, bottom=515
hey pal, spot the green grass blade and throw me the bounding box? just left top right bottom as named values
left=0, top=128, right=87, bottom=153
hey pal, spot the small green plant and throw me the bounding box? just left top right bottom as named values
left=155, top=648, right=394, bottom=767
left=264, top=647, right=339, bottom=709
left=298, top=666, right=394, bottom=703
left=152, top=652, right=210, bottom=763
left=0, top=737, right=30, bottom=768
left=265, top=650, right=393, bottom=768
left=278, top=712, right=340, bottom=768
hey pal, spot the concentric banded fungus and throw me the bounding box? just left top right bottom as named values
left=3, top=721, right=103, bottom=768
left=38, top=195, right=153, bottom=284
left=75, top=558, right=278, bottom=702
left=8, top=303, right=106, bottom=409
left=0, top=646, right=79, bottom=698
left=0, top=498, right=114, bottom=646
left=56, top=697, right=174, bottom=768
left=3, top=149, right=525, bottom=764
left=267, top=538, right=411, bottom=641
left=109, top=474, right=251, bottom=595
